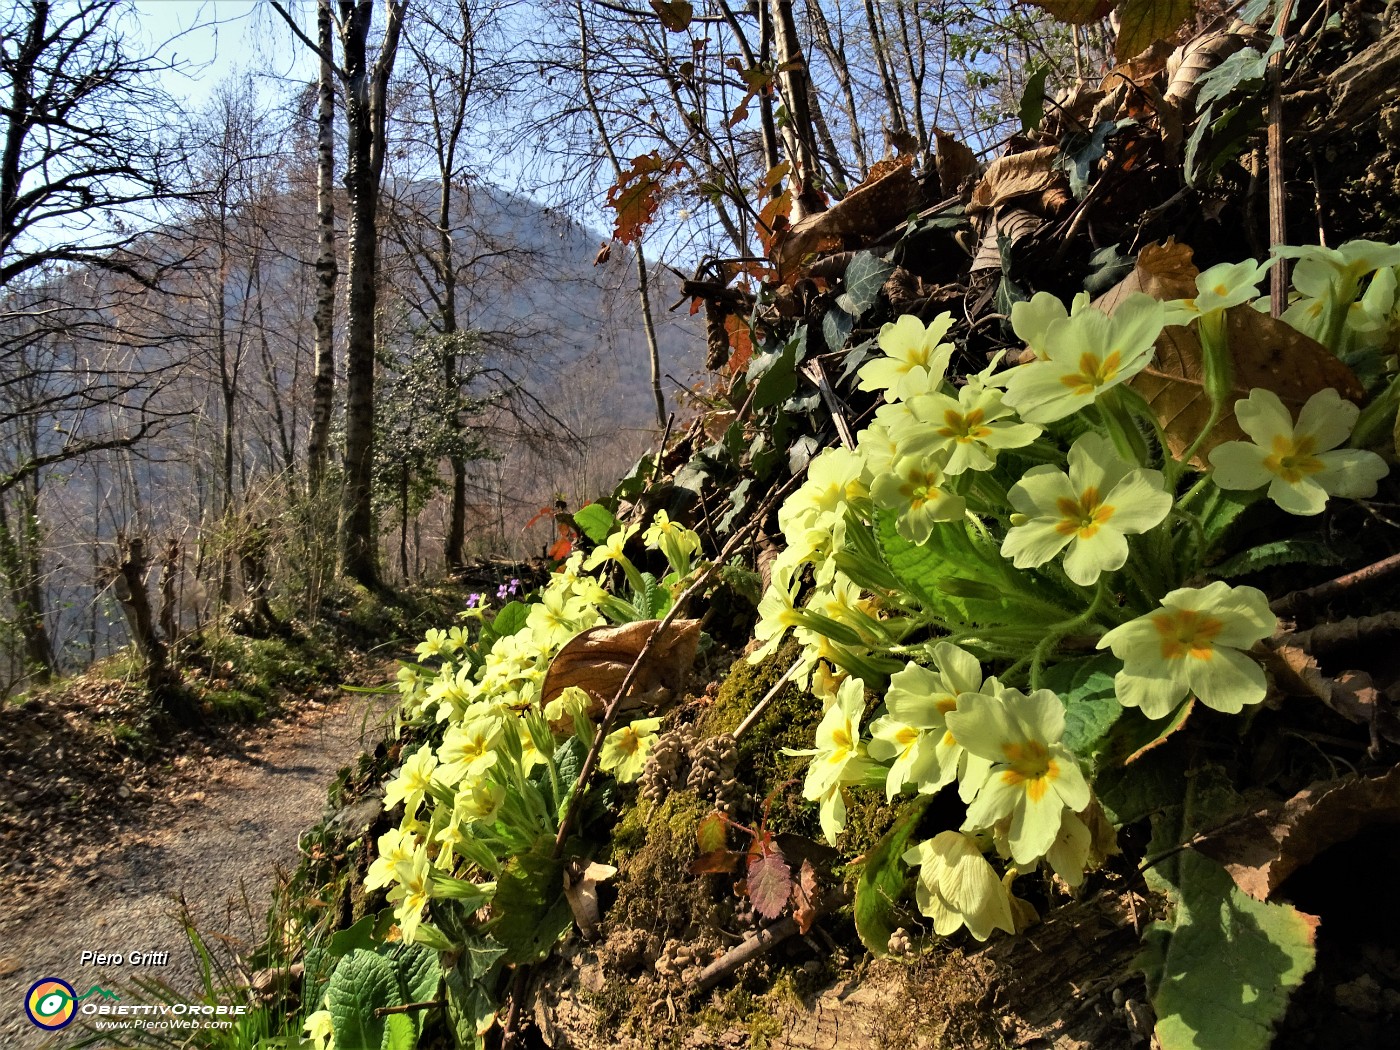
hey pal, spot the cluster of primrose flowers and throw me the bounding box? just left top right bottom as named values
left=763, top=239, right=1395, bottom=943
left=373, top=511, right=703, bottom=949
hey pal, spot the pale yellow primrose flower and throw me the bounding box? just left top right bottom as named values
left=1274, top=239, right=1400, bottom=303
left=643, top=510, right=701, bottom=573
left=304, top=1009, right=335, bottom=1050
left=364, top=825, right=419, bottom=892
left=599, top=717, right=663, bottom=783
left=581, top=521, right=640, bottom=571
left=415, top=627, right=459, bottom=661
left=784, top=676, right=875, bottom=841
left=858, top=312, right=955, bottom=402
left=869, top=452, right=966, bottom=544
left=749, top=560, right=804, bottom=663
left=1208, top=388, right=1389, bottom=516
left=1011, top=291, right=1073, bottom=359
left=433, top=710, right=504, bottom=787
left=1170, top=258, right=1273, bottom=323
left=1001, top=293, right=1165, bottom=423
left=898, top=384, right=1041, bottom=475
left=1097, top=581, right=1276, bottom=719
left=870, top=644, right=989, bottom=801
left=946, top=686, right=1091, bottom=866
left=902, top=831, right=1016, bottom=941
left=387, top=847, right=435, bottom=943
left=383, top=743, right=439, bottom=818
left=1001, top=432, right=1172, bottom=586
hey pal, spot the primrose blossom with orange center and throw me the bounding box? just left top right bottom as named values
left=1000, top=293, right=1165, bottom=423
left=945, top=685, right=1090, bottom=866
left=1208, top=387, right=1389, bottom=516
left=1001, top=433, right=1171, bottom=586
left=1097, top=581, right=1276, bottom=719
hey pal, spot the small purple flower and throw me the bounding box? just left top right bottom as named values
left=496, top=583, right=510, bottom=600
left=466, top=593, right=482, bottom=609
left=509, top=577, right=521, bottom=594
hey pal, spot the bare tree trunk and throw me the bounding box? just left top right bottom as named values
left=769, top=0, right=824, bottom=216
left=864, top=0, right=908, bottom=147
left=337, top=0, right=405, bottom=589
left=0, top=490, right=54, bottom=683
left=307, top=0, right=339, bottom=496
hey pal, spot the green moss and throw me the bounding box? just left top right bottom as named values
left=607, top=791, right=714, bottom=935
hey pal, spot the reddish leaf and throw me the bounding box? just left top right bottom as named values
left=723, top=314, right=753, bottom=375
left=746, top=847, right=793, bottom=921
left=547, top=536, right=573, bottom=561
left=606, top=152, right=678, bottom=245
left=755, top=189, right=792, bottom=256
left=789, top=859, right=820, bottom=935
left=691, top=849, right=743, bottom=875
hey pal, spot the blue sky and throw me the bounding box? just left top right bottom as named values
left=132, top=0, right=315, bottom=110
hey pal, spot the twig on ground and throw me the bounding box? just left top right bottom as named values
left=1270, top=552, right=1400, bottom=618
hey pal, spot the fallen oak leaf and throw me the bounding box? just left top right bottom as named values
left=1192, top=766, right=1400, bottom=901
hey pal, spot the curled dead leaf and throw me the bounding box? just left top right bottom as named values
left=968, top=147, right=1071, bottom=216
left=772, top=157, right=919, bottom=280
left=541, top=619, right=701, bottom=728
left=1193, top=766, right=1400, bottom=901
left=563, top=859, right=617, bottom=940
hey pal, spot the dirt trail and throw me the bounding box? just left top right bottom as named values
left=0, top=695, right=393, bottom=1049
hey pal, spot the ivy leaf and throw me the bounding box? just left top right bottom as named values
left=835, top=251, right=893, bottom=317
left=1194, top=41, right=1274, bottom=112
left=572, top=504, right=617, bottom=544
left=853, top=796, right=931, bottom=955
left=822, top=305, right=854, bottom=351
left=1019, top=63, right=1050, bottom=133
left=1140, top=852, right=1318, bottom=1050
left=488, top=849, right=574, bottom=965
left=460, top=934, right=508, bottom=984
left=327, top=913, right=378, bottom=959
left=747, top=847, right=793, bottom=920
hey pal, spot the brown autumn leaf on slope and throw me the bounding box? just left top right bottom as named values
left=1096, top=240, right=1365, bottom=459
left=541, top=619, right=701, bottom=726
left=1192, top=765, right=1400, bottom=901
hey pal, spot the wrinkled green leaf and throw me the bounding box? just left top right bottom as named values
left=1213, top=538, right=1343, bottom=579
left=397, top=943, right=441, bottom=1006
left=325, top=949, right=399, bottom=1050
left=1140, top=852, right=1318, bottom=1050
left=572, top=504, right=617, bottom=544
left=854, top=796, right=931, bottom=955
left=1043, top=655, right=1122, bottom=767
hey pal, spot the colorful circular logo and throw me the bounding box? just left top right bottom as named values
left=25, top=978, right=77, bottom=1030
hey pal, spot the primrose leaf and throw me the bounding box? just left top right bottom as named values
left=1043, top=654, right=1123, bottom=768
left=1213, top=538, right=1344, bottom=579
left=747, top=847, right=793, bottom=920
left=396, top=943, right=441, bottom=1007
left=1140, top=852, right=1318, bottom=1050
left=327, top=913, right=378, bottom=959
left=854, top=796, right=931, bottom=956
left=325, top=949, right=399, bottom=1050
left=572, top=504, right=617, bottom=544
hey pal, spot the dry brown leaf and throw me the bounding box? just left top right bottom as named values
left=1098, top=241, right=1365, bottom=458
left=1027, top=0, right=1112, bottom=24
left=772, top=156, right=918, bottom=280
left=541, top=619, right=701, bottom=723
left=790, top=858, right=820, bottom=935
left=1164, top=21, right=1256, bottom=106
left=1114, top=0, right=1195, bottom=63
left=1193, top=766, right=1400, bottom=901
left=968, top=147, right=1070, bottom=216
left=933, top=129, right=979, bottom=197
left=970, top=207, right=1044, bottom=273
left=563, top=859, right=617, bottom=939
